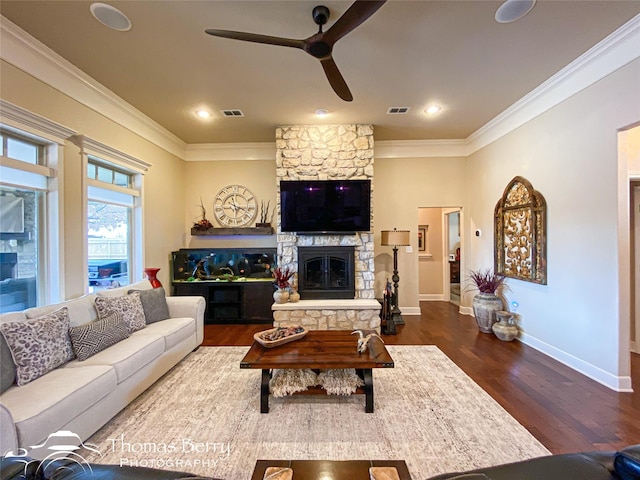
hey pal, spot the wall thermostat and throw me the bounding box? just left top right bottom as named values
left=475, top=229, right=482, bottom=237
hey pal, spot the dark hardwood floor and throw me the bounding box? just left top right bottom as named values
left=202, top=301, right=640, bottom=455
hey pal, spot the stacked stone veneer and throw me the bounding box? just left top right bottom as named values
left=274, top=124, right=378, bottom=331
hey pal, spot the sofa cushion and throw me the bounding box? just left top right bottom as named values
left=64, top=333, right=165, bottom=383
left=0, top=365, right=116, bottom=447
left=0, top=307, right=74, bottom=386
left=95, top=292, right=146, bottom=333
left=129, top=287, right=170, bottom=324
left=133, top=317, right=195, bottom=350
left=69, top=312, right=130, bottom=361
left=25, top=294, right=98, bottom=328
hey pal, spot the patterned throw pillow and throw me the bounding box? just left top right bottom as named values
left=0, top=307, right=74, bottom=386
left=95, top=292, right=146, bottom=333
left=69, top=312, right=130, bottom=361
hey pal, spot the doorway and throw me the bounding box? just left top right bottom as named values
left=444, top=209, right=461, bottom=305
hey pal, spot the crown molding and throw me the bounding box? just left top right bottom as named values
left=2, top=13, right=638, bottom=161
left=185, top=142, right=276, bottom=161
left=466, top=13, right=640, bottom=154
left=0, top=16, right=186, bottom=159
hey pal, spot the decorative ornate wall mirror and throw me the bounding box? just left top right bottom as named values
left=494, top=176, right=547, bottom=284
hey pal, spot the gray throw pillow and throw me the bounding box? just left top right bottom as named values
left=95, top=292, right=146, bottom=333
left=69, top=312, right=130, bottom=361
left=128, top=287, right=170, bottom=324
left=0, top=307, right=74, bottom=386
left=0, top=333, right=17, bottom=392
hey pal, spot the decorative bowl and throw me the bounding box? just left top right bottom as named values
left=254, top=326, right=307, bottom=348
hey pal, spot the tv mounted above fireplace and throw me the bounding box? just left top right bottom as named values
left=280, top=179, right=371, bottom=234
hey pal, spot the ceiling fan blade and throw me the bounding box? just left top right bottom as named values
left=320, top=57, right=353, bottom=102
left=205, top=29, right=305, bottom=49
left=323, top=0, right=387, bottom=45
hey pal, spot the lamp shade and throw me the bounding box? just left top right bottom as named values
left=381, top=229, right=411, bottom=246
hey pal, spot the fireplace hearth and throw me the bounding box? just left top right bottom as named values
left=298, top=246, right=355, bottom=300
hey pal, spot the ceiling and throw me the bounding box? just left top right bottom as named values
left=1, top=1, right=639, bottom=145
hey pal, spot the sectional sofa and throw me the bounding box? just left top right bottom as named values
left=0, top=280, right=205, bottom=459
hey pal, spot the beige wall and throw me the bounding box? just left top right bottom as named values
left=418, top=208, right=445, bottom=297
left=183, top=159, right=277, bottom=250
left=374, top=156, right=467, bottom=311
left=466, top=59, right=640, bottom=383
left=1, top=60, right=186, bottom=295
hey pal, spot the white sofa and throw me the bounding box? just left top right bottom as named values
left=0, top=280, right=205, bottom=459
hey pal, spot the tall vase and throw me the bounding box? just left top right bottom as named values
left=472, top=293, right=503, bottom=333
left=144, top=267, right=162, bottom=289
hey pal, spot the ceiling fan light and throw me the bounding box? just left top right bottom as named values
left=495, top=0, right=536, bottom=24
left=90, top=3, right=132, bottom=31
left=315, top=109, right=329, bottom=118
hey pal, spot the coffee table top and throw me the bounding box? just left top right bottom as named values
left=240, top=330, right=394, bottom=370
left=251, top=460, right=412, bottom=480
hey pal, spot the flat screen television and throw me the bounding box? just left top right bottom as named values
left=280, top=179, right=371, bottom=234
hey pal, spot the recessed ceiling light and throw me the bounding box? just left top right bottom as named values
left=195, top=109, right=211, bottom=119
left=315, top=109, right=329, bottom=117
left=90, top=3, right=132, bottom=31
left=425, top=105, right=441, bottom=115
left=495, top=0, right=536, bottom=24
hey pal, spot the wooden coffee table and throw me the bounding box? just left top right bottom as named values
left=251, top=460, right=412, bottom=480
left=240, top=330, right=394, bottom=413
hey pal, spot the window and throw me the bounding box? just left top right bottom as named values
left=0, top=130, right=54, bottom=311
left=87, top=159, right=138, bottom=292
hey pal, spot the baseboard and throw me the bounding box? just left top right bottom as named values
left=419, top=294, right=444, bottom=301
left=459, top=306, right=473, bottom=316
left=519, top=332, right=634, bottom=392
left=399, top=306, right=422, bottom=316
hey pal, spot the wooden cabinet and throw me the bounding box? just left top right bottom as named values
left=173, top=281, right=273, bottom=324
left=449, top=260, right=460, bottom=283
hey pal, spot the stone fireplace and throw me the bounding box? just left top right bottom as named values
left=272, top=124, right=380, bottom=332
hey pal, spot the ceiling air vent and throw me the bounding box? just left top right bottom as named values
left=221, top=109, right=244, bottom=117
left=387, top=107, right=410, bottom=114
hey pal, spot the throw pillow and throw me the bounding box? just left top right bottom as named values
left=95, top=292, right=146, bottom=333
left=69, top=312, right=130, bottom=361
left=0, top=307, right=74, bottom=386
left=0, top=333, right=17, bottom=392
left=128, top=287, right=170, bottom=324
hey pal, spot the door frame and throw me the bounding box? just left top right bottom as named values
left=442, top=208, right=462, bottom=304
left=633, top=186, right=640, bottom=353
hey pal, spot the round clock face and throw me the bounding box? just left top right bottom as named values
left=213, top=184, right=257, bottom=227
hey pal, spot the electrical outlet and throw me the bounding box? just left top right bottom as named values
left=405, top=245, right=413, bottom=253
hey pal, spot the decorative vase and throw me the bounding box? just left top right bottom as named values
left=288, top=289, right=300, bottom=303
left=273, top=289, right=290, bottom=304
left=492, top=310, right=519, bottom=341
left=472, top=293, right=503, bottom=333
left=144, top=267, right=162, bottom=289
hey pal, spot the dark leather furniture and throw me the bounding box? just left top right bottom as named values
left=2, top=445, right=638, bottom=480
left=428, top=445, right=640, bottom=480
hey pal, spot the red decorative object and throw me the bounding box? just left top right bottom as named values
left=144, top=267, right=162, bottom=288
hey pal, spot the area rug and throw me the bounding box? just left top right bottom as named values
left=83, top=346, right=550, bottom=479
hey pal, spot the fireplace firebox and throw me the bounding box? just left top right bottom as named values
left=298, top=246, right=355, bottom=299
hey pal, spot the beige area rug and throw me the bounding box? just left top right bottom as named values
left=83, top=346, right=550, bottom=479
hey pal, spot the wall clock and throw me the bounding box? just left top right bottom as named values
left=213, top=184, right=257, bottom=227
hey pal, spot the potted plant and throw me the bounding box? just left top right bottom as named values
left=273, top=266, right=294, bottom=304
left=467, top=268, right=507, bottom=333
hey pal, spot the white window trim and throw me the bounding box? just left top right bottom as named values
left=70, top=135, right=146, bottom=292
left=0, top=99, right=76, bottom=304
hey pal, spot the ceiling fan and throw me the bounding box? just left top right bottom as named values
left=205, top=1, right=387, bottom=102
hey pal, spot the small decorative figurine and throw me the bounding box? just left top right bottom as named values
left=351, top=330, right=384, bottom=354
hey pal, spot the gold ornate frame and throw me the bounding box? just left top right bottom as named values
left=494, top=176, right=547, bottom=284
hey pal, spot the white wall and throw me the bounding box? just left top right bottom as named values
left=466, top=59, right=640, bottom=390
